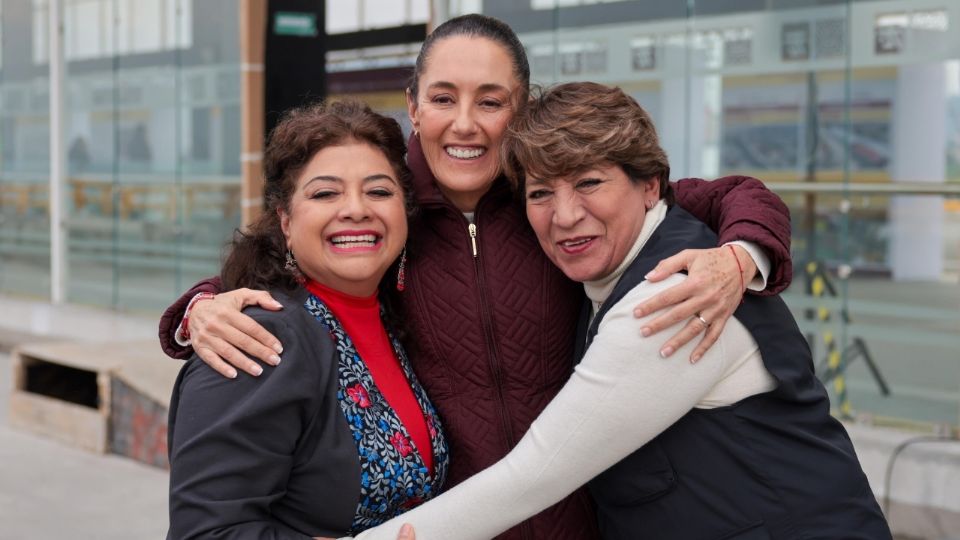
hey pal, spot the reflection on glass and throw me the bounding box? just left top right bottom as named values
left=5, top=1, right=237, bottom=310
left=494, top=0, right=960, bottom=430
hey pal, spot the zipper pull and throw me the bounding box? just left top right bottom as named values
left=468, top=223, right=478, bottom=257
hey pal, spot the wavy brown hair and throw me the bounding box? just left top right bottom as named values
left=503, top=82, right=673, bottom=204
left=221, top=100, right=414, bottom=293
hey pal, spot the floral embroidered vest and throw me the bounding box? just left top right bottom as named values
left=304, top=294, right=449, bottom=534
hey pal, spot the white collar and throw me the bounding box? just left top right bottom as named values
left=583, top=200, right=668, bottom=315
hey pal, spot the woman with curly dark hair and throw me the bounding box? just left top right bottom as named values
left=167, top=101, right=443, bottom=539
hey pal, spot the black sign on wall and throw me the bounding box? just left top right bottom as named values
left=264, top=0, right=327, bottom=137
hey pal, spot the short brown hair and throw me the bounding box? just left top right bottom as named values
left=503, top=82, right=673, bottom=204
left=222, top=100, right=414, bottom=292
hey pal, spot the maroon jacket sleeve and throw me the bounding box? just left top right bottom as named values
left=671, top=175, right=792, bottom=295
left=158, top=276, right=223, bottom=359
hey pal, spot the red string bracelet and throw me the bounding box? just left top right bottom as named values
left=727, top=244, right=745, bottom=293
left=180, top=292, right=216, bottom=342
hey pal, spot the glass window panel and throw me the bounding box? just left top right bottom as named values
left=410, top=0, right=430, bottom=23
left=49, top=0, right=239, bottom=310
left=363, top=0, right=403, bottom=29
left=130, top=0, right=163, bottom=53
left=71, top=0, right=104, bottom=59
left=449, top=0, right=483, bottom=16
left=116, top=0, right=132, bottom=54
left=1, top=1, right=52, bottom=299
left=328, top=0, right=360, bottom=34
left=166, top=0, right=194, bottom=49
left=475, top=0, right=960, bottom=436
left=33, top=0, right=48, bottom=64
left=100, top=0, right=115, bottom=57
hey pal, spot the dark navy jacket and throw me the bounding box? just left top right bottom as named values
left=576, top=206, right=891, bottom=540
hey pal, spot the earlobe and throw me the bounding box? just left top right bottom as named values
left=646, top=177, right=661, bottom=199
left=278, top=208, right=292, bottom=247
left=405, top=89, right=419, bottom=131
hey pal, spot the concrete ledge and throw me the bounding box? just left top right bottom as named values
left=0, top=328, right=62, bottom=354
left=846, top=422, right=960, bottom=539
left=886, top=501, right=960, bottom=540
left=9, top=390, right=108, bottom=453
left=7, top=339, right=181, bottom=468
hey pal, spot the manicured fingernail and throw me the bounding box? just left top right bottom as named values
left=660, top=346, right=674, bottom=358
left=252, top=364, right=263, bottom=376
left=641, top=327, right=652, bottom=337
left=273, top=343, right=283, bottom=354
left=268, top=354, right=281, bottom=366
left=227, top=368, right=238, bottom=379
left=691, top=353, right=702, bottom=364
left=645, top=270, right=658, bottom=279
left=271, top=301, right=284, bottom=309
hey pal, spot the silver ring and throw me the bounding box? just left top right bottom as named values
left=696, top=314, right=710, bottom=328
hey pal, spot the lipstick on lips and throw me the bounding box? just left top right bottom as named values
left=328, top=229, right=383, bottom=253
left=557, top=236, right=596, bottom=255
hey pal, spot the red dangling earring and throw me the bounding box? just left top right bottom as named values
left=396, top=247, right=407, bottom=292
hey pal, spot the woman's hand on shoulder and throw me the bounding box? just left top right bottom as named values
left=190, top=288, right=285, bottom=378
left=633, top=246, right=755, bottom=363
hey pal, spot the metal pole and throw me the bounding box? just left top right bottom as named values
left=803, top=71, right=818, bottom=264
left=49, top=0, right=67, bottom=304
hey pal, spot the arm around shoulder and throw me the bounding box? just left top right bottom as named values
left=159, top=276, right=224, bottom=359
left=672, top=176, right=792, bottom=294
left=354, top=278, right=728, bottom=540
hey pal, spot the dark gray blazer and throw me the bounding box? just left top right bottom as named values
left=167, top=287, right=362, bottom=539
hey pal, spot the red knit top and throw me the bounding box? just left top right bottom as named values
left=305, top=280, right=433, bottom=473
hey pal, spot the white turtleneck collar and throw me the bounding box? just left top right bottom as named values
left=584, top=200, right=668, bottom=315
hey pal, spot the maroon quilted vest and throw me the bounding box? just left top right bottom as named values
left=399, top=136, right=598, bottom=540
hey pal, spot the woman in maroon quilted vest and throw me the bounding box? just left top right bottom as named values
left=158, top=15, right=793, bottom=540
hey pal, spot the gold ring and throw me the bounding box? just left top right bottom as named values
left=696, top=314, right=710, bottom=328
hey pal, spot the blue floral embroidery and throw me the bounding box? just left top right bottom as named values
left=303, top=295, right=449, bottom=534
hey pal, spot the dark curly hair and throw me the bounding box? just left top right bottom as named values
left=221, top=100, right=415, bottom=293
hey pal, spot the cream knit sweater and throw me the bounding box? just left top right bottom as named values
left=352, top=202, right=777, bottom=540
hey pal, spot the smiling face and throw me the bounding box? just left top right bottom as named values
left=279, top=141, right=408, bottom=296
left=407, top=36, right=519, bottom=212
left=525, top=164, right=661, bottom=283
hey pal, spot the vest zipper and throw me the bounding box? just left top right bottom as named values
left=466, top=207, right=532, bottom=540
left=467, top=219, right=518, bottom=454
left=468, top=223, right=478, bottom=257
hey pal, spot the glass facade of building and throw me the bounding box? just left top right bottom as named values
left=2, top=0, right=958, bottom=430
left=0, top=0, right=241, bottom=309
left=478, top=0, right=960, bottom=430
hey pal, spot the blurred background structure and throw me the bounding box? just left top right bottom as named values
left=0, top=0, right=958, bottom=538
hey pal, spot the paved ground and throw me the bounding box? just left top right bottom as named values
left=0, top=296, right=170, bottom=538
left=1, top=356, right=169, bottom=539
